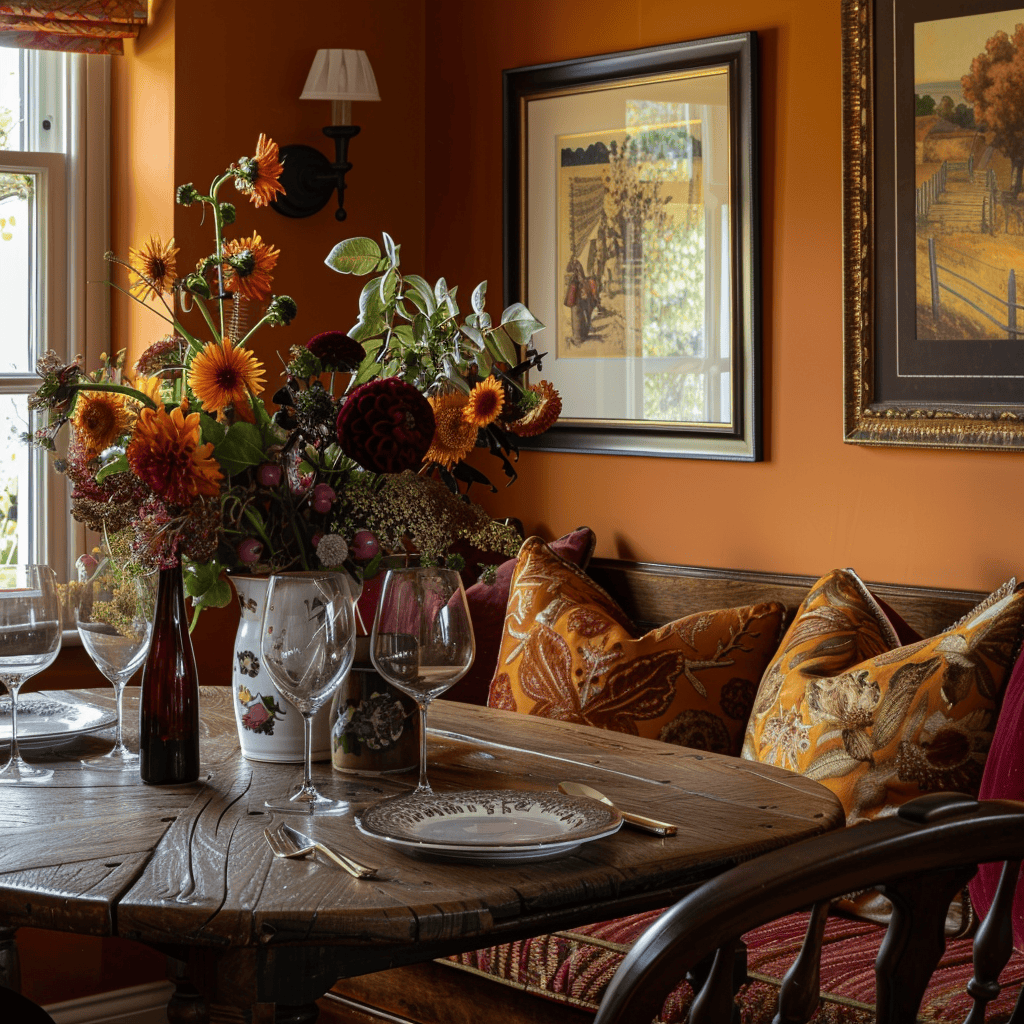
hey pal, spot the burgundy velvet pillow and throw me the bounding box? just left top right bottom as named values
left=968, top=643, right=1024, bottom=948
left=444, top=527, right=596, bottom=706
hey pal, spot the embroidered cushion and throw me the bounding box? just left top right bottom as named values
left=742, top=568, right=1024, bottom=824
left=486, top=537, right=785, bottom=757
left=445, top=527, right=596, bottom=706
left=969, top=645, right=1024, bottom=949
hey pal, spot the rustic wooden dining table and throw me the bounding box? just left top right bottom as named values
left=0, top=687, right=844, bottom=1022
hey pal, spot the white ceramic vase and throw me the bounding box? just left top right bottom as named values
left=230, top=574, right=332, bottom=763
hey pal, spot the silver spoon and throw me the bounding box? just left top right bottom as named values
left=558, top=781, right=678, bottom=836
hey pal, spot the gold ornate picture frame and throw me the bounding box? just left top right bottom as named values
left=843, top=0, right=1024, bottom=450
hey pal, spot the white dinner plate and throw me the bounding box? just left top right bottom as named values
left=354, top=788, right=623, bottom=863
left=0, top=693, right=117, bottom=751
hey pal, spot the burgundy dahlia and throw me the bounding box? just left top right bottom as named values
left=306, top=331, right=366, bottom=372
left=336, top=378, right=435, bottom=474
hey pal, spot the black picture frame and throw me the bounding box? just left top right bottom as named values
left=503, top=33, right=761, bottom=461
left=843, top=0, right=1024, bottom=450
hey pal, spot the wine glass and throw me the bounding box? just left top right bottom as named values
left=74, top=559, right=157, bottom=770
left=370, top=567, right=475, bottom=795
left=261, top=571, right=357, bottom=814
left=0, top=565, right=62, bottom=784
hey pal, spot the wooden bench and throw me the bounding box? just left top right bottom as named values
left=322, top=557, right=1004, bottom=1024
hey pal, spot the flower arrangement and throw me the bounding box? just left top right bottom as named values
left=26, top=134, right=560, bottom=624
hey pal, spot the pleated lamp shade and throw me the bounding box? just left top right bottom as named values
left=300, top=49, right=380, bottom=102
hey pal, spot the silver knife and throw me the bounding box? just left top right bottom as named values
left=280, top=823, right=378, bottom=879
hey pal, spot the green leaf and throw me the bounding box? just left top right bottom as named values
left=199, top=412, right=226, bottom=445
left=392, top=324, right=416, bottom=345
left=212, top=421, right=265, bottom=476
left=412, top=312, right=431, bottom=343
left=359, top=276, right=386, bottom=320
left=403, top=275, right=436, bottom=314
left=485, top=326, right=518, bottom=365
left=378, top=267, right=398, bottom=306
left=95, top=453, right=129, bottom=483
left=382, top=232, right=399, bottom=268
left=350, top=316, right=387, bottom=343
left=182, top=559, right=233, bottom=615
left=460, top=323, right=485, bottom=350
left=475, top=346, right=493, bottom=377
left=471, top=280, right=487, bottom=315
left=443, top=362, right=472, bottom=393
left=434, top=277, right=449, bottom=303
left=324, top=237, right=382, bottom=275
left=500, top=302, right=545, bottom=345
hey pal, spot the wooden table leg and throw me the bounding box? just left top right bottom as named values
left=167, top=956, right=210, bottom=1024
left=0, top=927, right=19, bottom=993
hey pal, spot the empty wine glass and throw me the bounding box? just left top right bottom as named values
left=0, top=565, right=62, bottom=784
left=261, top=571, right=357, bottom=814
left=370, top=567, right=475, bottom=795
left=74, top=559, right=157, bottom=770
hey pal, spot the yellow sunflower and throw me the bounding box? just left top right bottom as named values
left=188, top=336, right=267, bottom=420
left=424, top=393, right=478, bottom=469
left=507, top=381, right=562, bottom=437
left=130, top=375, right=165, bottom=412
left=128, top=236, right=179, bottom=301
left=248, top=133, right=286, bottom=208
left=126, top=404, right=223, bottom=506
left=71, top=390, right=131, bottom=455
left=222, top=233, right=280, bottom=303
left=464, top=376, right=505, bottom=428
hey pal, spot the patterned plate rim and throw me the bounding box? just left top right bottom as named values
left=354, top=788, right=623, bottom=852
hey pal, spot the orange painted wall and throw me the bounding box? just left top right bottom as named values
left=423, top=0, right=1024, bottom=594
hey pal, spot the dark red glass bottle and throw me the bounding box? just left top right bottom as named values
left=139, top=561, right=200, bottom=785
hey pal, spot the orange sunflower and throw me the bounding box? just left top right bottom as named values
left=222, top=233, right=280, bottom=302
left=424, top=392, right=478, bottom=469
left=71, top=390, right=130, bottom=455
left=128, top=236, right=179, bottom=301
left=246, top=133, right=286, bottom=208
left=187, top=336, right=267, bottom=421
left=126, top=404, right=223, bottom=506
left=506, top=381, right=562, bottom=437
left=464, top=376, right=505, bottom=428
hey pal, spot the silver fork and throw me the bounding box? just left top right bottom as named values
left=263, top=825, right=378, bottom=879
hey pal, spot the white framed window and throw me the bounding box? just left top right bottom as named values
left=0, top=48, right=110, bottom=580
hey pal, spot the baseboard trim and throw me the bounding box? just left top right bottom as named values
left=44, top=981, right=173, bottom=1024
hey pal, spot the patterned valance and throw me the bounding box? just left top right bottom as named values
left=0, top=2, right=147, bottom=55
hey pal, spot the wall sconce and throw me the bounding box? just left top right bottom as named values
left=270, top=49, right=380, bottom=222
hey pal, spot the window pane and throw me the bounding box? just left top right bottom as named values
left=0, top=395, right=31, bottom=566
left=0, top=49, right=23, bottom=151
left=0, top=171, right=36, bottom=374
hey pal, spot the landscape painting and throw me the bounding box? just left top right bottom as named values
left=915, top=9, right=1024, bottom=342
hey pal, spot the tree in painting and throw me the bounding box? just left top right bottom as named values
left=961, top=24, right=1024, bottom=195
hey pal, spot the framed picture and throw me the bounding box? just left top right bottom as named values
left=843, top=0, right=1024, bottom=449
left=503, top=34, right=761, bottom=461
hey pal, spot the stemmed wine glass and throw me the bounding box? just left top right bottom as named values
left=74, top=558, right=157, bottom=770
left=0, top=565, right=62, bottom=784
left=370, top=567, right=475, bottom=795
left=261, top=571, right=357, bottom=814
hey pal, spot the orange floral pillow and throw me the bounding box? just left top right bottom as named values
left=487, top=537, right=786, bottom=757
left=742, top=568, right=1024, bottom=824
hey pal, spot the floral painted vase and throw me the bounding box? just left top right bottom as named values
left=231, top=574, right=331, bottom=763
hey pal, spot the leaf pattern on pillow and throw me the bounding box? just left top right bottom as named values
left=488, top=537, right=786, bottom=757
left=743, top=567, right=1024, bottom=825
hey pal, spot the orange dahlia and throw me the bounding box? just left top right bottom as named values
left=424, top=392, right=478, bottom=469
left=247, top=134, right=286, bottom=208
left=188, top=337, right=266, bottom=420
left=222, top=233, right=280, bottom=302
left=464, top=376, right=505, bottom=428
left=128, top=236, right=179, bottom=301
left=507, top=381, right=562, bottom=437
left=126, top=404, right=223, bottom=506
left=71, top=390, right=130, bottom=455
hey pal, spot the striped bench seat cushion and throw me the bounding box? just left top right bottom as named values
left=441, top=908, right=1024, bottom=1022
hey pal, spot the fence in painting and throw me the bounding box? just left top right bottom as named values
left=926, top=237, right=1024, bottom=338
left=916, top=158, right=1000, bottom=234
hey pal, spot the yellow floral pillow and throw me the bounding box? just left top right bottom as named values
left=742, top=568, right=1024, bottom=824
left=487, top=537, right=786, bottom=757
